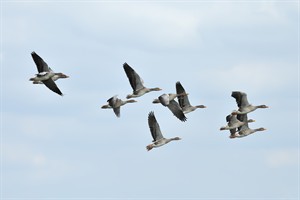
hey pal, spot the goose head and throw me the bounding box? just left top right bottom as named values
left=101, top=105, right=111, bottom=109
left=172, top=137, right=181, bottom=141
left=146, top=144, right=154, bottom=151
left=257, top=105, right=268, bottom=109
left=247, top=119, right=255, bottom=123
left=55, top=73, right=69, bottom=78
left=149, top=87, right=162, bottom=92
left=196, top=105, right=206, bottom=108
left=220, top=127, right=226, bottom=131
left=152, top=99, right=160, bottom=104
left=126, top=99, right=137, bottom=103
left=256, top=127, right=266, bottom=131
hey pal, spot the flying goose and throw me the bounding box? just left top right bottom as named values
left=231, top=91, right=268, bottom=115
left=153, top=93, right=187, bottom=122
left=32, top=67, right=69, bottom=84
left=146, top=111, right=181, bottom=151
left=123, top=63, right=162, bottom=99
left=176, top=81, right=206, bottom=114
left=29, top=52, right=68, bottom=96
left=101, top=95, right=137, bottom=117
left=220, top=114, right=255, bottom=132
left=230, top=114, right=266, bottom=138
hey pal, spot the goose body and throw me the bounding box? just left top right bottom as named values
left=153, top=93, right=187, bottom=122
left=220, top=114, right=255, bottom=131
left=152, top=92, right=188, bottom=105
left=123, top=63, right=161, bottom=99
left=230, top=114, right=266, bottom=138
left=176, top=81, right=206, bottom=114
left=146, top=111, right=181, bottom=151
left=231, top=91, right=268, bottom=115
left=29, top=52, right=68, bottom=96
left=32, top=69, right=69, bottom=84
left=101, top=95, right=137, bottom=117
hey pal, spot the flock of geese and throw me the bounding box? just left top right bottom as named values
left=29, top=51, right=269, bottom=151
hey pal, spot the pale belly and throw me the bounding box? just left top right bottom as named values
left=31, top=72, right=54, bottom=81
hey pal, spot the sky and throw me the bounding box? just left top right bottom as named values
left=1, top=0, right=299, bottom=199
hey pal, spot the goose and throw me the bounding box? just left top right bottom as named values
left=230, top=114, right=266, bottom=138
left=123, top=63, right=162, bottom=99
left=220, top=114, right=255, bottom=131
left=146, top=111, right=181, bottom=151
left=101, top=95, right=137, bottom=117
left=153, top=93, right=187, bottom=122
left=231, top=91, right=268, bottom=115
left=32, top=67, right=69, bottom=84
left=29, top=52, right=67, bottom=96
left=176, top=81, right=206, bottom=114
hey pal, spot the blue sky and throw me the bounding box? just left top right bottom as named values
left=1, top=1, right=299, bottom=199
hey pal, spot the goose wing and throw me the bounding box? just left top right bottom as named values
left=31, top=51, right=50, bottom=73
left=123, top=63, right=144, bottom=91
left=231, top=91, right=250, bottom=108
left=237, top=114, right=249, bottom=131
left=226, top=114, right=232, bottom=122
left=107, top=95, right=118, bottom=107
left=230, top=128, right=237, bottom=137
left=113, top=107, right=121, bottom=117
left=167, top=100, right=187, bottom=122
left=176, top=81, right=191, bottom=108
left=230, top=128, right=237, bottom=134
left=42, top=79, right=63, bottom=96
left=227, top=114, right=239, bottom=124
left=107, top=96, right=121, bottom=117
left=148, top=111, right=164, bottom=142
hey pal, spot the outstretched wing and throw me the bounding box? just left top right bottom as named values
left=148, top=111, right=164, bottom=142
left=123, top=63, right=144, bottom=91
left=167, top=100, right=187, bottom=122
left=113, top=107, right=121, bottom=117
left=226, top=114, right=232, bottom=122
left=231, top=91, right=250, bottom=108
left=42, top=79, right=63, bottom=96
left=31, top=51, right=49, bottom=73
left=176, top=81, right=191, bottom=108
left=107, top=95, right=118, bottom=107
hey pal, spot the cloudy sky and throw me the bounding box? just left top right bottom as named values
left=1, top=0, right=299, bottom=199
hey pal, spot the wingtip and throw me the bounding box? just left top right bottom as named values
left=149, top=111, right=155, bottom=116
left=180, top=117, right=187, bottom=122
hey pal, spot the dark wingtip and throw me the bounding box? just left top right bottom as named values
left=148, top=111, right=155, bottom=117
left=231, top=91, right=240, bottom=98
left=180, top=115, right=187, bottom=122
